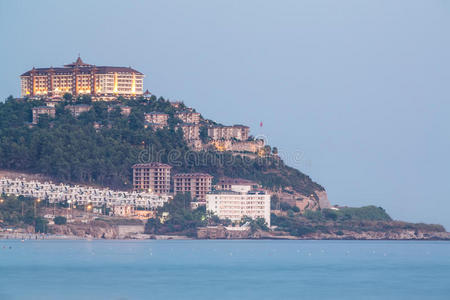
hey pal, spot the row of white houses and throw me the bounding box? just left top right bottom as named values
left=0, top=177, right=171, bottom=210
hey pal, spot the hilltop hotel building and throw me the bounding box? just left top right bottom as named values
left=20, top=57, right=144, bottom=100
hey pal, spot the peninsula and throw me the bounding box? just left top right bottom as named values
left=1, top=57, right=448, bottom=240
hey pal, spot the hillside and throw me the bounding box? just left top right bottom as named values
left=0, top=95, right=326, bottom=205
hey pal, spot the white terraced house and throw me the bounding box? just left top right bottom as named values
left=0, top=177, right=171, bottom=210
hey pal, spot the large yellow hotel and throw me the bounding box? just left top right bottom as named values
left=20, top=57, right=144, bottom=100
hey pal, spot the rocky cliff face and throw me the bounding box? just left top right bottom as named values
left=274, top=188, right=330, bottom=211
left=197, top=226, right=277, bottom=239
left=196, top=224, right=449, bottom=240
left=49, top=221, right=119, bottom=239
left=49, top=221, right=145, bottom=239
left=315, top=190, right=331, bottom=209
left=301, top=230, right=450, bottom=240
left=47, top=221, right=449, bottom=240
left=197, top=226, right=252, bottom=239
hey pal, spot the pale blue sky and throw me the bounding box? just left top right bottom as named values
left=1, top=0, right=449, bottom=228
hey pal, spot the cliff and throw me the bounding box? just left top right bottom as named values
left=196, top=223, right=449, bottom=240
left=48, top=221, right=145, bottom=239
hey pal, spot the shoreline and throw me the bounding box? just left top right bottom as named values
left=1, top=233, right=449, bottom=241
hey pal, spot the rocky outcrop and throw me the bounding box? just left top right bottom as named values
left=275, top=189, right=330, bottom=211
left=315, top=190, right=331, bottom=209
left=197, top=226, right=253, bottom=239
left=49, top=221, right=147, bottom=239
left=196, top=223, right=450, bottom=240
left=49, top=221, right=119, bottom=239
left=300, top=230, right=450, bottom=240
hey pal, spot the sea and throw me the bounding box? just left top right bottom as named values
left=0, top=240, right=449, bottom=300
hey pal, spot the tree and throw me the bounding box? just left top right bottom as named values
left=0, top=97, right=325, bottom=195
left=77, top=95, right=92, bottom=104
left=270, top=195, right=280, bottom=210
left=280, top=202, right=292, bottom=211
left=199, top=125, right=209, bottom=143
left=54, top=216, right=67, bottom=225
left=35, top=217, right=48, bottom=233
left=63, top=93, right=73, bottom=102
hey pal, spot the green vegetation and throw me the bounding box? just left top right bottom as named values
left=272, top=206, right=392, bottom=237
left=145, top=193, right=207, bottom=237
left=240, top=216, right=269, bottom=232
left=304, top=206, right=392, bottom=222
left=0, top=194, right=48, bottom=232
left=144, top=193, right=269, bottom=237
left=0, top=95, right=323, bottom=194
left=53, top=216, right=67, bottom=225
left=271, top=206, right=445, bottom=237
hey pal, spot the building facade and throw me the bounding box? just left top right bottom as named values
left=215, top=177, right=260, bottom=193
left=0, top=177, right=171, bottom=210
left=107, top=105, right=131, bottom=117
left=173, top=173, right=213, bottom=202
left=65, top=104, right=92, bottom=117
left=208, top=125, right=249, bottom=141
left=177, top=123, right=200, bottom=141
left=175, top=111, right=201, bottom=124
left=206, top=139, right=264, bottom=153
left=176, top=123, right=202, bottom=150
left=112, top=205, right=135, bottom=217
left=32, top=106, right=56, bottom=124
left=132, top=163, right=172, bottom=194
left=206, top=190, right=271, bottom=226
left=144, top=112, right=169, bottom=128
left=20, top=57, right=144, bottom=99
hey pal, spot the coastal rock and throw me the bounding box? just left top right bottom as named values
left=197, top=226, right=252, bottom=239
left=275, top=189, right=330, bottom=212
left=49, top=221, right=119, bottom=239
left=300, top=229, right=450, bottom=240
left=315, top=190, right=331, bottom=209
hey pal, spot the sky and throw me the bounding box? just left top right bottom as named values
left=1, top=0, right=449, bottom=228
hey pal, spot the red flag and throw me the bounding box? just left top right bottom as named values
left=260, top=121, right=263, bottom=127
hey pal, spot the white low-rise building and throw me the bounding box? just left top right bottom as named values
left=0, top=177, right=171, bottom=210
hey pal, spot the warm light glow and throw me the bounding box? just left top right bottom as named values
left=214, top=141, right=226, bottom=152
left=131, top=73, right=136, bottom=94
left=113, top=72, right=118, bottom=94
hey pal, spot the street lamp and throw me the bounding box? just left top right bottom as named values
left=34, top=198, right=41, bottom=216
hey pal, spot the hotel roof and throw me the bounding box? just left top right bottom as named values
left=21, top=56, right=143, bottom=76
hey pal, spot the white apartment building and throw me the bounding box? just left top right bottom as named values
left=207, top=125, right=249, bottom=141
left=144, top=112, right=169, bottom=127
left=175, top=111, right=201, bottom=124
left=206, top=186, right=271, bottom=226
left=177, top=123, right=200, bottom=140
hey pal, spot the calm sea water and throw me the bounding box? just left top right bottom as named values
left=0, top=240, right=449, bottom=300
